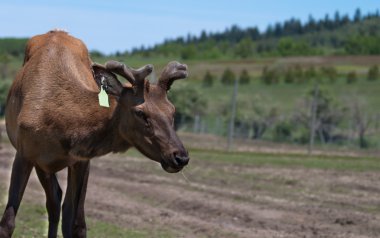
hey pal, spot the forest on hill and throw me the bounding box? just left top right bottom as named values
left=129, top=9, right=380, bottom=59
left=0, top=9, right=379, bottom=59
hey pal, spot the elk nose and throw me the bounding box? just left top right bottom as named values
left=174, top=153, right=189, bottom=167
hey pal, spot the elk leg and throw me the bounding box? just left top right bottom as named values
left=62, top=161, right=90, bottom=238
left=0, top=153, right=33, bottom=238
left=35, top=167, right=62, bottom=238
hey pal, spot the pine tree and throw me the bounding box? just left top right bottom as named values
left=261, top=67, right=278, bottom=85
left=367, top=65, right=379, bottom=81
left=354, top=8, right=362, bottom=22
left=239, top=69, right=251, bottom=85
left=221, top=68, right=236, bottom=85
left=203, top=70, right=214, bottom=87
left=346, top=71, right=357, bottom=84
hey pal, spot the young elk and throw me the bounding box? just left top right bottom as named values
left=0, top=30, right=189, bottom=238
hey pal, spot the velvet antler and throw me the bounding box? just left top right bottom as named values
left=105, top=60, right=153, bottom=87
left=158, top=61, right=188, bottom=91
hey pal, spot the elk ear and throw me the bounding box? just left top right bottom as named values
left=92, top=63, right=123, bottom=97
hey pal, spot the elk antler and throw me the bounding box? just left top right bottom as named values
left=105, top=60, right=153, bottom=87
left=158, top=61, right=188, bottom=91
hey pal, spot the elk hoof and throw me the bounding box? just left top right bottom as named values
left=73, top=226, right=87, bottom=238
left=0, top=227, right=12, bottom=238
left=0, top=208, right=15, bottom=238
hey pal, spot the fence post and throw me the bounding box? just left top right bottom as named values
left=227, top=78, right=238, bottom=151
left=308, top=84, right=319, bottom=155
left=193, top=114, right=200, bottom=133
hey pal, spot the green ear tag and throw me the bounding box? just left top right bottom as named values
left=98, top=87, right=110, bottom=108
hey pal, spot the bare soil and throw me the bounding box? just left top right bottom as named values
left=1, top=142, right=380, bottom=238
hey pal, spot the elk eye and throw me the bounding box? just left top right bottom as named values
left=135, top=110, right=145, bottom=118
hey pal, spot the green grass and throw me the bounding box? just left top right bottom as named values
left=0, top=201, right=160, bottom=238
left=189, top=148, right=380, bottom=172
left=87, top=220, right=149, bottom=238
left=172, top=75, right=380, bottom=113
left=0, top=171, right=174, bottom=238
left=335, top=65, right=369, bottom=74
left=11, top=204, right=47, bottom=238
left=125, top=147, right=380, bottom=172
left=7, top=55, right=380, bottom=113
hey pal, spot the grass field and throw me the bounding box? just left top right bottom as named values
left=6, top=55, right=380, bottom=114
left=189, top=149, right=380, bottom=172
left=173, top=75, right=380, bottom=113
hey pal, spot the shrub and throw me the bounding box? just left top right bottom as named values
left=202, top=70, right=214, bottom=87
left=0, top=80, right=11, bottom=115
left=221, top=68, right=236, bottom=85
left=284, top=68, right=295, bottom=84
left=294, top=65, right=305, bottom=83
left=261, top=66, right=279, bottom=85
left=273, top=120, right=293, bottom=142
left=346, top=71, right=357, bottom=84
left=304, top=66, right=317, bottom=80
left=234, top=37, right=255, bottom=58
left=367, top=65, right=379, bottom=81
left=239, top=69, right=251, bottom=85
left=321, top=66, right=338, bottom=84
left=168, top=84, right=207, bottom=130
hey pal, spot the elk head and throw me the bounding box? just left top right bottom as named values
left=92, top=61, right=189, bottom=173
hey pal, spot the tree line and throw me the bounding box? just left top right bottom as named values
left=0, top=9, right=379, bottom=60
left=128, top=8, right=380, bottom=59
left=201, top=65, right=379, bottom=86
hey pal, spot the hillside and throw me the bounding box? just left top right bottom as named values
left=0, top=9, right=379, bottom=59
left=130, top=9, right=380, bottom=59
left=0, top=38, right=28, bottom=57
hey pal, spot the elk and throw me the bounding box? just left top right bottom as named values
left=0, top=30, right=189, bottom=238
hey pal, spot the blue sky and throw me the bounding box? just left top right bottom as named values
left=0, top=0, right=378, bottom=53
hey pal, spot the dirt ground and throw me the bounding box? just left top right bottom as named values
left=0, top=142, right=380, bottom=238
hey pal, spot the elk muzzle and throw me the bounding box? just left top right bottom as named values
left=161, top=150, right=189, bottom=173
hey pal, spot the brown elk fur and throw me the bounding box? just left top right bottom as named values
left=0, top=30, right=189, bottom=238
